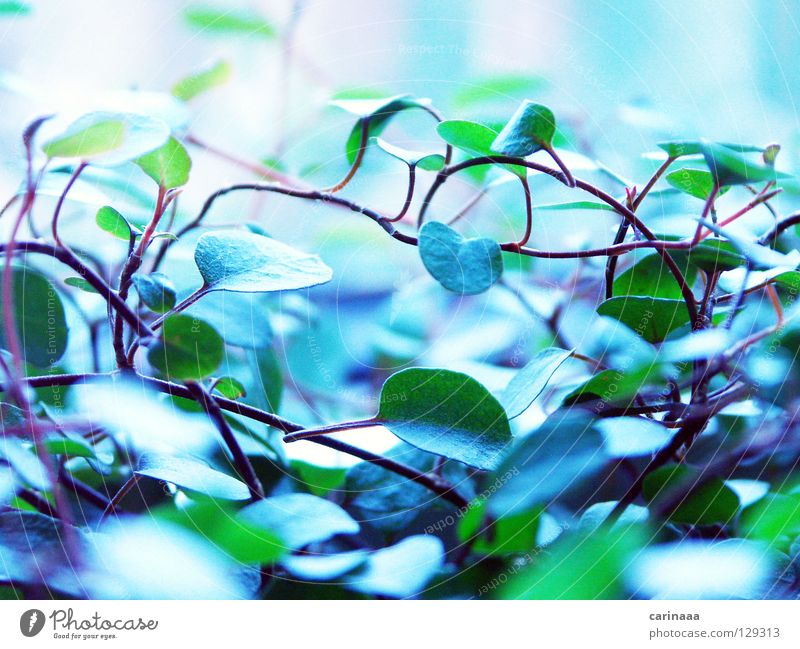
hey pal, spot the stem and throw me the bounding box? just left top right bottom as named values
left=632, top=156, right=674, bottom=211
left=515, top=176, right=533, bottom=247
left=282, top=419, right=379, bottom=443
left=323, top=118, right=368, bottom=193
left=387, top=165, right=416, bottom=222
left=184, top=382, right=265, bottom=500
left=99, top=474, right=141, bottom=525
left=51, top=162, right=87, bottom=248
left=692, top=183, right=720, bottom=245
left=544, top=146, right=575, bottom=187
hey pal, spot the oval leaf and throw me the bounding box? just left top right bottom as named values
left=136, top=453, right=251, bottom=500
left=135, top=136, right=191, bottom=188
left=96, top=205, right=139, bottom=240
left=500, top=347, right=573, bottom=418
left=491, top=101, right=556, bottom=156
left=376, top=368, right=512, bottom=470
left=194, top=230, right=332, bottom=294
left=132, top=272, right=177, bottom=313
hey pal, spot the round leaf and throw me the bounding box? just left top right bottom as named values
left=418, top=221, right=503, bottom=295
left=376, top=368, right=512, bottom=470
left=96, top=205, right=139, bottom=240
left=194, top=230, right=332, bottom=294
left=135, top=136, right=191, bottom=188
left=172, top=59, right=232, bottom=102
left=132, top=272, right=177, bottom=313
left=596, top=296, right=691, bottom=344
left=436, top=119, right=498, bottom=157
left=373, top=137, right=444, bottom=171
left=500, top=347, right=573, bottom=418
left=147, top=314, right=223, bottom=380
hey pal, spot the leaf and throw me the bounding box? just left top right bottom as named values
left=0, top=267, right=68, bottom=367
left=282, top=552, right=367, bottom=582
left=458, top=499, right=542, bottom=556
left=132, top=272, right=177, bottom=313
left=486, top=411, right=605, bottom=516
left=614, top=253, right=697, bottom=300
left=239, top=493, right=359, bottom=550
left=135, top=137, right=191, bottom=188
left=63, top=277, right=98, bottom=293
left=596, top=296, right=692, bottom=343
left=0, top=2, right=30, bottom=16
left=249, top=347, right=283, bottom=412
left=95, top=205, right=140, bottom=240
left=695, top=218, right=800, bottom=271
left=291, top=460, right=347, bottom=497
left=172, top=59, right=232, bottom=102
left=183, top=5, right=274, bottom=38
left=667, top=237, right=746, bottom=273
left=595, top=417, right=672, bottom=457
left=534, top=200, right=613, bottom=211
left=740, top=493, right=800, bottom=551
left=659, top=328, right=734, bottom=362
left=0, top=438, right=49, bottom=490
left=330, top=94, right=432, bottom=164
left=42, top=434, right=96, bottom=458
left=500, top=347, right=573, bottom=418
left=503, top=524, right=645, bottom=599
left=42, top=111, right=170, bottom=166
left=147, top=314, right=223, bottom=380
left=372, top=137, right=445, bottom=171
left=212, top=377, right=246, bottom=400
left=194, top=230, right=332, bottom=294
left=702, top=141, right=791, bottom=186
left=436, top=119, right=498, bottom=157
left=491, top=101, right=556, bottom=156
left=657, top=140, right=764, bottom=158
left=418, top=221, right=503, bottom=295
left=666, top=168, right=728, bottom=200
left=135, top=453, right=251, bottom=500
left=643, top=464, right=740, bottom=526
left=347, top=535, right=444, bottom=599
left=452, top=74, right=547, bottom=109
left=157, top=500, right=285, bottom=564
left=376, top=368, right=512, bottom=470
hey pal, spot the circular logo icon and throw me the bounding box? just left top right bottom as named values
left=20, top=609, right=45, bottom=637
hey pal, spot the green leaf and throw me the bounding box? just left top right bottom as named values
left=42, top=434, right=96, bottom=458
left=0, top=267, right=68, bottom=367
left=643, top=465, right=740, bottom=526
left=158, top=500, right=285, bottom=564
left=194, top=230, right=332, bottom=294
left=491, top=101, right=556, bottom=156
left=135, top=137, right=191, bottom=188
left=458, top=499, right=542, bottom=556
left=695, top=218, right=800, bottom=271
left=0, top=2, right=29, bottom=16
left=657, top=140, right=764, bottom=158
left=95, top=205, right=140, bottom=240
left=596, top=296, right=691, bottom=343
left=667, top=238, right=746, bottom=273
left=330, top=94, right=432, bottom=164
left=595, top=417, right=671, bottom=457
left=503, top=524, right=645, bottom=599
left=418, top=221, right=503, bottom=295
left=0, top=438, right=49, bottom=490
left=702, top=141, right=791, bottom=186
left=376, top=368, right=512, bottom=470
left=212, top=376, right=246, bottom=400
left=239, top=493, right=359, bottom=550
left=147, top=314, right=223, bottom=380
left=63, top=277, right=98, bottom=294
left=172, top=59, right=232, bottom=102
left=372, top=137, right=445, bottom=171
left=666, top=168, right=728, bottom=200
left=452, top=74, right=547, bottom=109
left=565, top=363, right=669, bottom=406
left=347, top=535, right=444, bottom=599
left=282, top=552, right=366, bottom=582
left=487, top=411, right=605, bottom=516
left=534, top=200, right=613, bottom=211
left=132, top=272, right=177, bottom=313
left=740, top=493, right=800, bottom=550
left=436, top=119, right=498, bottom=157
left=183, top=5, right=274, bottom=38
left=291, top=460, right=347, bottom=497
left=249, top=347, right=282, bottom=412
left=500, top=347, right=573, bottom=418
left=135, top=453, right=251, bottom=500
left=614, top=253, right=697, bottom=300
left=42, top=112, right=170, bottom=166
